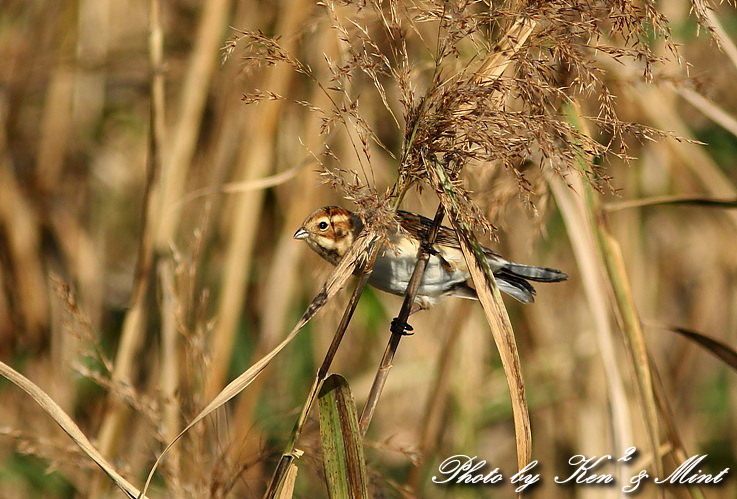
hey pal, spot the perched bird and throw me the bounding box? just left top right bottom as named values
left=294, top=206, right=567, bottom=312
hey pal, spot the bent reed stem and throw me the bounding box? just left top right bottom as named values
left=263, top=239, right=382, bottom=498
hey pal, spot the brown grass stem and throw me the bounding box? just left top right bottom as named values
left=650, top=357, right=706, bottom=499
left=158, top=259, right=183, bottom=497
left=358, top=203, right=446, bottom=437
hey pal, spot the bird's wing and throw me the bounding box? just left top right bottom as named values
left=397, top=210, right=501, bottom=258
left=397, top=210, right=460, bottom=248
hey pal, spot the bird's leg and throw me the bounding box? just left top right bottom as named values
left=390, top=299, right=429, bottom=335
left=390, top=237, right=435, bottom=337
left=390, top=317, right=414, bottom=336
left=419, top=238, right=438, bottom=257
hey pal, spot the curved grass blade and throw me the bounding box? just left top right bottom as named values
left=318, top=374, right=369, bottom=499
left=427, top=157, right=531, bottom=473
left=0, top=361, right=144, bottom=499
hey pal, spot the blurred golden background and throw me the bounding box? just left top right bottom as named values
left=0, top=0, right=736, bottom=498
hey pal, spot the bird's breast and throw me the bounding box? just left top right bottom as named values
left=367, top=237, right=470, bottom=297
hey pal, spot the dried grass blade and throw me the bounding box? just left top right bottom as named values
left=454, top=17, right=537, bottom=118
left=140, top=230, right=377, bottom=498
left=604, top=195, right=737, bottom=212
left=318, top=374, right=369, bottom=499
left=596, top=224, right=664, bottom=481
left=653, top=324, right=737, bottom=373
left=0, top=361, right=143, bottom=499
left=676, top=86, right=737, bottom=140
left=428, top=160, right=531, bottom=473
left=564, top=101, right=663, bottom=485
left=650, top=363, right=707, bottom=499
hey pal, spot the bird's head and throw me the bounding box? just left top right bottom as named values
left=294, top=206, right=363, bottom=264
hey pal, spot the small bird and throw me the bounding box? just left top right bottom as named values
left=294, top=206, right=567, bottom=314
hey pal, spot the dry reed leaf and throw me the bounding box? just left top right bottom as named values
left=653, top=324, right=737, bottom=372
left=140, top=229, right=378, bottom=497
left=474, top=17, right=536, bottom=86
left=676, top=86, right=737, bottom=139
left=274, top=461, right=299, bottom=499
left=0, top=361, right=144, bottom=499
left=598, top=181, right=666, bottom=496
left=649, top=364, right=708, bottom=499
left=428, top=159, right=531, bottom=473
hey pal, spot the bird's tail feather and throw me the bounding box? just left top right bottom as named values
left=455, top=261, right=567, bottom=304
left=450, top=277, right=535, bottom=304
left=501, top=262, right=568, bottom=282
left=495, top=271, right=536, bottom=304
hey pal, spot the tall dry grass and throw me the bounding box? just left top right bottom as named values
left=0, top=1, right=736, bottom=498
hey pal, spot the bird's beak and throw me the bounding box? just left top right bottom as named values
left=293, top=227, right=309, bottom=240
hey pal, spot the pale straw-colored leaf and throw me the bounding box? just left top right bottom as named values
left=0, top=361, right=144, bottom=499
left=274, top=460, right=299, bottom=499
left=475, top=17, right=536, bottom=85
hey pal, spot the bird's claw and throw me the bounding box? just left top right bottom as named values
left=420, top=239, right=437, bottom=256
left=391, top=317, right=414, bottom=336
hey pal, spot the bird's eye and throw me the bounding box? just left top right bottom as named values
left=318, top=221, right=329, bottom=230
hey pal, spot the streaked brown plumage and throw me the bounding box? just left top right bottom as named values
left=294, top=206, right=567, bottom=309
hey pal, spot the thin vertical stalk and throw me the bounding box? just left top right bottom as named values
left=155, top=0, right=232, bottom=248
left=358, top=203, right=446, bottom=436
left=92, top=0, right=165, bottom=492
left=563, top=101, right=663, bottom=486
left=548, top=175, right=632, bottom=486
left=158, top=260, right=182, bottom=497
left=205, top=0, right=310, bottom=400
